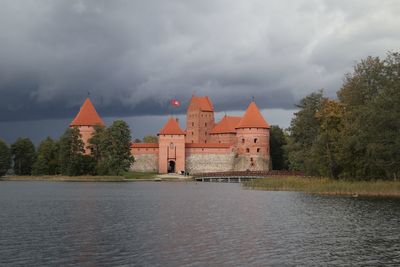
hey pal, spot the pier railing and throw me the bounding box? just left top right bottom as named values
left=192, top=170, right=304, bottom=182
left=192, top=170, right=304, bottom=178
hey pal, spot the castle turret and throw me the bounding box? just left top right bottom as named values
left=70, top=98, right=104, bottom=154
left=185, top=95, right=215, bottom=143
left=234, top=101, right=270, bottom=171
left=158, top=117, right=186, bottom=174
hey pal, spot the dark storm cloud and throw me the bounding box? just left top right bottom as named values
left=1, top=0, right=400, bottom=122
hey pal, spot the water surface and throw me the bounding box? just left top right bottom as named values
left=0, top=181, right=399, bottom=266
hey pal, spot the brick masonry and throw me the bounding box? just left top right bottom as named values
left=185, top=152, right=236, bottom=174
left=130, top=154, right=159, bottom=172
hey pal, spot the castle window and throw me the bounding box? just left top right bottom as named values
left=246, top=148, right=250, bottom=153
left=254, top=138, right=258, bottom=143
left=257, top=148, right=260, bottom=153
left=250, top=157, right=253, bottom=162
left=242, top=139, right=245, bottom=144
left=192, top=131, right=194, bottom=135
left=192, top=122, right=194, bottom=126
left=205, top=123, right=207, bottom=127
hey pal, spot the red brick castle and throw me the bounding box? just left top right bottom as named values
left=71, top=96, right=270, bottom=174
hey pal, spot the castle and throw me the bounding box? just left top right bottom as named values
left=70, top=96, right=271, bottom=174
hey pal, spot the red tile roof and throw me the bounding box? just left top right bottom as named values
left=159, top=117, right=185, bottom=135
left=131, top=143, right=159, bottom=148
left=236, top=101, right=269, bottom=129
left=70, top=98, right=105, bottom=126
left=210, top=116, right=242, bottom=134
left=188, top=95, right=214, bottom=111
left=185, top=143, right=231, bottom=148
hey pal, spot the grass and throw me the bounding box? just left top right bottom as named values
left=122, top=171, right=158, bottom=180
left=243, top=176, right=400, bottom=197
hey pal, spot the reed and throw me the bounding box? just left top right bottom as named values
left=243, top=176, right=400, bottom=197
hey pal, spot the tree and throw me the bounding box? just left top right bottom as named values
left=11, top=138, right=36, bottom=175
left=32, top=137, right=59, bottom=175
left=269, top=125, right=288, bottom=170
left=90, top=120, right=134, bottom=175
left=58, top=127, right=86, bottom=176
left=313, top=99, right=344, bottom=178
left=337, top=52, right=400, bottom=180
left=143, top=135, right=158, bottom=143
left=0, top=139, right=11, bottom=177
left=286, top=91, right=326, bottom=175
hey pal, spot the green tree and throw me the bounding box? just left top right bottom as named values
left=0, top=139, right=11, bottom=177
left=143, top=135, right=158, bottom=143
left=313, top=99, right=344, bottom=178
left=90, top=120, right=134, bottom=175
left=286, top=91, right=326, bottom=175
left=11, top=138, right=36, bottom=175
left=32, top=137, right=59, bottom=175
left=337, top=52, right=400, bottom=180
left=269, top=125, right=288, bottom=170
left=58, top=127, right=85, bottom=176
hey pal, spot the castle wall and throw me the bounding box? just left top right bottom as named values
left=210, top=133, right=237, bottom=145
left=130, top=144, right=159, bottom=172
left=130, top=154, right=159, bottom=172
left=185, top=146, right=235, bottom=173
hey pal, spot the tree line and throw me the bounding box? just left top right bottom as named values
left=1, top=52, right=399, bottom=179
left=0, top=120, right=133, bottom=177
left=284, top=52, right=400, bottom=180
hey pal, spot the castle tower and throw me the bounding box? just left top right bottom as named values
left=70, top=98, right=104, bottom=154
left=234, top=101, right=270, bottom=171
left=158, top=117, right=186, bottom=174
left=185, top=95, right=215, bottom=143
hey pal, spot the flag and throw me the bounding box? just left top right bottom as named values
left=171, top=99, right=180, bottom=107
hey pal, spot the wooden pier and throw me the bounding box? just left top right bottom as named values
left=192, top=170, right=304, bottom=183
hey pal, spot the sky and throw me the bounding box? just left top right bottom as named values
left=1, top=0, right=400, bottom=144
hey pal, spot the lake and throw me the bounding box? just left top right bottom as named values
left=0, top=181, right=399, bottom=266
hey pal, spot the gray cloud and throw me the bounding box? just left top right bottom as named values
left=0, top=0, right=400, bottom=123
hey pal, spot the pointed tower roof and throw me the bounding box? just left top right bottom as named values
left=70, top=98, right=105, bottom=126
left=188, top=95, right=214, bottom=112
left=236, top=101, right=269, bottom=129
left=210, top=116, right=242, bottom=134
left=159, top=117, right=185, bottom=135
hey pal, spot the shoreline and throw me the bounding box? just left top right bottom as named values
left=0, top=175, right=192, bottom=182
left=243, top=176, right=400, bottom=198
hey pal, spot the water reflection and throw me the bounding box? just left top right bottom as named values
left=0, top=182, right=399, bottom=266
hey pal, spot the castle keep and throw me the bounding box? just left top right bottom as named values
left=71, top=96, right=270, bottom=174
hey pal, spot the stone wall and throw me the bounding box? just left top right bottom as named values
left=130, top=154, right=158, bottom=172
left=233, top=155, right=269, bottom=171
left=185, top=152, right=235, bottom=174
